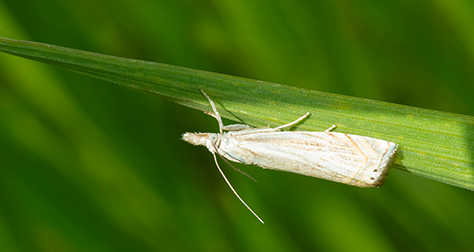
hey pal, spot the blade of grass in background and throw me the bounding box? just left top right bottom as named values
left=0, top=36, right=473, bottom=190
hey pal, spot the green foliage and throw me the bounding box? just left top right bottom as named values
left=1, top=0, right=474, bottom=251
left=2, top=36, right=474, bottom=190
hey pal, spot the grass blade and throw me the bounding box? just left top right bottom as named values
left=1, top=36, right=473, bottom=190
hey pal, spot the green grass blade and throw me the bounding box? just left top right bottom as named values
left=1, top=36, right=473, bottom=190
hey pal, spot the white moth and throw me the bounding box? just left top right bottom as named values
left=182, top=88, right=398, bottom=223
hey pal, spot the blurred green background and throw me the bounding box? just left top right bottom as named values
left=1, top=0, right=474, bottom=251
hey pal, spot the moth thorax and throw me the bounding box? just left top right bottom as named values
left=182, top=132, right=210, bottom=146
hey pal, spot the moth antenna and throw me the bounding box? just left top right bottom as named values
left=199, top=88, right=224, bottom=134
left=273, top=112, right=310, bottom=131
left=214, top=147, right=257, bottom=183
left=212, top=153, right=264, bottom=224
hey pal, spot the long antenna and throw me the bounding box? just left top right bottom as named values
left=200, top=87, right=263, bottom=223
left=212, top=153, right=264, bottom=224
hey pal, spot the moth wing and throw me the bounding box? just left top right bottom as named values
left=219, top=131, right=397, bottom=187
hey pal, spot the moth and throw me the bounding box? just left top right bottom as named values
left=182, top=88, right=398, bottom=223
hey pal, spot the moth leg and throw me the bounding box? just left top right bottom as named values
left=222, top=124, right=252, bottom=131
left=273, top=112, right=310, bottom=131
left=200, top=88, right=224, bottom=134
left=325, top=125, right=336, bottom=132
left=204, top=111, right=219, bottom=120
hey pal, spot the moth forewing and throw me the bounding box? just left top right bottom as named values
left=217, top=130, right=397, bottom=188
